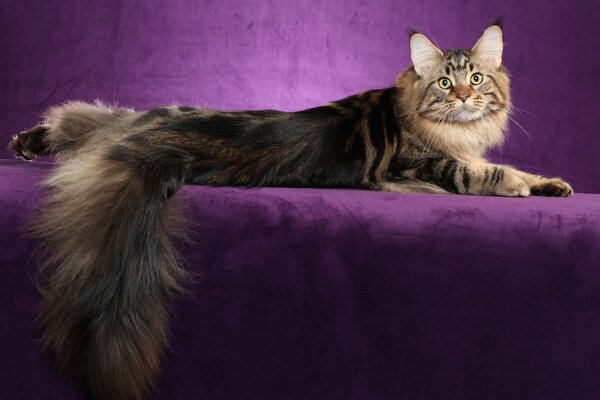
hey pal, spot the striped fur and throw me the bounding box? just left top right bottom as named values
left=7, top=24, right=572, bottom=400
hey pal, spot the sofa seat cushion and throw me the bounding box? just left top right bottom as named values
left=1, top=159, right=599, bottom=399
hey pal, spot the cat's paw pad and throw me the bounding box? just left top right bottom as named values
left=530, top=178, right=573, bottom=197
left=8, top=125, right=50, bottom=161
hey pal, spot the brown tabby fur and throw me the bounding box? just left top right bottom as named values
left=8, top=23, right=572, bottom=400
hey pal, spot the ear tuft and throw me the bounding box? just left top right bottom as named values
left=410, top=33, right=443, bottom=76
left=491, top=16, right=504, bottom=30
left=406, top=27, right=420, bottom=39
left=472, top=26, right=503, bottom=69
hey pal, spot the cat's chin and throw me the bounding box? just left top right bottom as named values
left=452, top=109, right=482, bottom=123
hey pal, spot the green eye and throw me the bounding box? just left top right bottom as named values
left=470, top=73, right=483, bottom=85
left=438, top=77, right=452, bottom=90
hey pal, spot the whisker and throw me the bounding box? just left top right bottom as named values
left=511, top=104, right=538, bottom=119
left=443, top=111, right=452, bottom=151
left=397, top=105, right=424, bottom=118
left=507, top=115, right=533, bottom=141
left=421, top=108, right=451, bottom=157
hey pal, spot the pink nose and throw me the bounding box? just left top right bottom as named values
left=458, top=95, right=469, bottom=103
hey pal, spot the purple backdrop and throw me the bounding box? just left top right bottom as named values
left=0, top=0, right=598, bottom=192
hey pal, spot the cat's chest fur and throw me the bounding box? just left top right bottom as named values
left=405, top=112, right=508, bottom=162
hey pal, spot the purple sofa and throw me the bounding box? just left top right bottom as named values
left=2, top=0, right=600, bottom=399
left=2, top=159, right=600, bottom=399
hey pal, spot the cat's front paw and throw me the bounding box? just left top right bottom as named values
left=8, top=125, right=50, bottom=161
left=530, top=178, right=573, bottom=197
left=496, top=182, right=530, bottom=197
left=493, top=171, right=530, bottom=197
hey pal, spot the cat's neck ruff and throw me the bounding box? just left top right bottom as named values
left=415, top=110, right=508, bottom=160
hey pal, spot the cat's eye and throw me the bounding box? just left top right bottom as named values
left=470, top=73, right=483, bottom=85
left=438, top=77, right=452, bottom=90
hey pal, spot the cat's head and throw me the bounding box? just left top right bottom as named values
left=403, top=24, right=510, bottom=125
left=396, top=23, right=511, bottom=156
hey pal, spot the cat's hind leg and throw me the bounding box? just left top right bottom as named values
left=9, top=101, right=132, bottom=160
left=9, top=125, right=51, bottom=161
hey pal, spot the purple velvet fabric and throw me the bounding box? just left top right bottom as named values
left=0, top=0, right=599, bottom=192
left=2, top=159, right=600, bottom=399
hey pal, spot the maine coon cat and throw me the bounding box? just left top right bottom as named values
left=8, top=23, right=573, bottom=400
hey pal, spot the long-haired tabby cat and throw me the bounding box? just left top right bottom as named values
left=8, top=23, right=572, bottom=400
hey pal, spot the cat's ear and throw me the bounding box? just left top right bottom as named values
left=410, top=33, right=443, bottom=76
left=472, top=25, right=503, bottom=69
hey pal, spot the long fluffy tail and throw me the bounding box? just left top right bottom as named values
left=34, top=136, right=191, bottom=399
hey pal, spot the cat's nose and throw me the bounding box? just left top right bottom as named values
left=454, top=85, right=472, bottom=103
